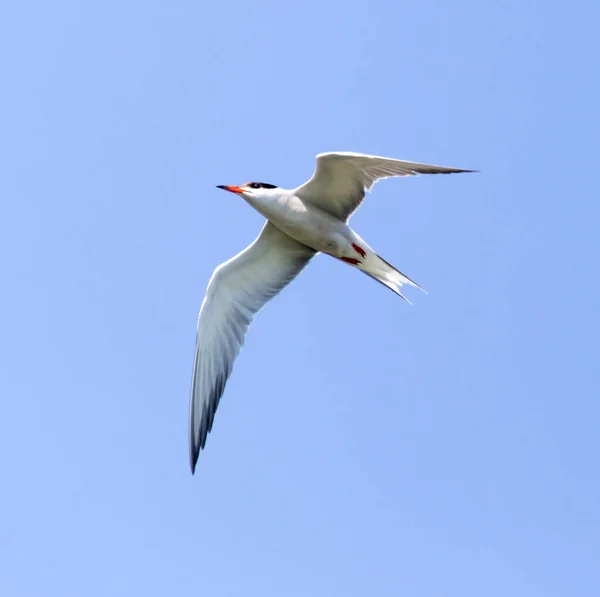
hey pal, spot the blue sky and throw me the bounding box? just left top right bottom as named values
left=1, top=0, right=599, bottom=595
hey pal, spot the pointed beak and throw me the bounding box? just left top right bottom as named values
left=216, top=185, right=245, bottom=195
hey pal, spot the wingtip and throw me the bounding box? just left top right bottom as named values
left=433, top=167, right=478, bottom=175
left=189, top=443, right=199, bottom=475
left=442, top=168, right=478, bottom=175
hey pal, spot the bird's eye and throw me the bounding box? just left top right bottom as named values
left=249, top=183, right=261, bottom=189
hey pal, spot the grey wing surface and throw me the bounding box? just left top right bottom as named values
left=295, top=151, right=475, bottom=221
left=189, top=222, right=316, bottom=473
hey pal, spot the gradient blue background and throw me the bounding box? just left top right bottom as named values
left=1, top=1, right=598, bottom=595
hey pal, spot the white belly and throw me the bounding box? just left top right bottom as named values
left=267, top=198, right=352, bottom=256
left=243, top=191, right=368, bottom=258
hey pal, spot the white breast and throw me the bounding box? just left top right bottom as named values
left=245, top=191, right=351, bottom=255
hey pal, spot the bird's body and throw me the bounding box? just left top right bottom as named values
left=190, top=152, right=475, bottom=472
left=242, top=188, right=361, bottom=259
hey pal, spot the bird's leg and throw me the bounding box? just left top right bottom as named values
left=341, top=256, right=361, bottom=265
left=352, top=243, right=367, bottom=259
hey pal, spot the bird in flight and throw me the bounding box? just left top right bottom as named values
left=189, top=151, right=474, bottom=472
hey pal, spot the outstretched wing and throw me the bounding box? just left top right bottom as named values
left=189, top=222, right=316, bottom=472
left=295, top=151, right=475, bottom=221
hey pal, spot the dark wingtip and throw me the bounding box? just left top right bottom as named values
left=444, top=168, right=479, bottom=174
left=190, top=449, right=198, bottom=475
left=189, top=430, right=199, bottom=475
left=188, top=370, right=227, bottom=476
left=433, top=168, right=479, bottom=175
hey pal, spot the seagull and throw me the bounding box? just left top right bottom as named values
left=189, top=151, right=474, bottom=472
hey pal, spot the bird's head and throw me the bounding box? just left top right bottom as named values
left=216, top=182, right=280, bottom=199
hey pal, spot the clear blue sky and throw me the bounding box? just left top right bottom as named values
left=1, top=1, right=598, bottom=595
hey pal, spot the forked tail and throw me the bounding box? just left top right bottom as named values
left=357, top=252, right=426, bottom=304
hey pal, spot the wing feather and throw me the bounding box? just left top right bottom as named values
left=295, top=151, right=475, bottom=221
left=189, top=222, right=316, bottom=472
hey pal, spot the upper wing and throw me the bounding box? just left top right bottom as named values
left=295, top=151, right=475, bottom=221
left=189, top=222, right=316, bottom=473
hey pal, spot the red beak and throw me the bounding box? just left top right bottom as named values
left=216, top=185, right=245, bottom=195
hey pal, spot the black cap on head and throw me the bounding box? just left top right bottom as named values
left=245, top=182, right=278, bottom=190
